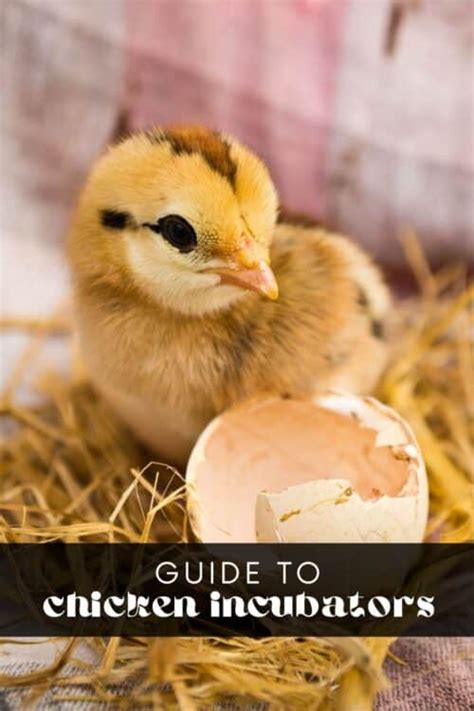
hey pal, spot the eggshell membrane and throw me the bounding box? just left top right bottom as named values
left=186, top=393, right=428, bottom=543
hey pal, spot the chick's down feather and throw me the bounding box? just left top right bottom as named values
left=68, top=127, right=390, bottom=468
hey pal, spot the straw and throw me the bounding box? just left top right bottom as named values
left=0, top=234, right=471, bottom=708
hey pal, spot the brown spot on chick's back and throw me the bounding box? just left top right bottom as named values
left=147, top=125, right=237, bottom=187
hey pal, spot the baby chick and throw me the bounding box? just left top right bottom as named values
left=68, top=126, right=390, bottom=469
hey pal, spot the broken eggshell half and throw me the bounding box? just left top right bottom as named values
left=186, top=393, right=428, bottom=543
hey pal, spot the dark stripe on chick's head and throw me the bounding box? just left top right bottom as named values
left=145, top=125, right=237, bottom=188
left=100, top=209, right=132, bottom=230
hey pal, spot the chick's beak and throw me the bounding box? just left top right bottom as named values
left=207, top=246, right=279, bottom=300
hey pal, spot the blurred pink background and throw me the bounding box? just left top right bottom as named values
left=1, top=1, right=472, bottom=310
left=126, top=0, right=473, bottom=267
left=2, top=0, right=472, bottom=389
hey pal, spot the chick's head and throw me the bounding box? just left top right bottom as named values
left=70, top=126, right=279, bottom=315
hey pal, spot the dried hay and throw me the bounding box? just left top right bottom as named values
left=0, top=233, right=472, bottom=709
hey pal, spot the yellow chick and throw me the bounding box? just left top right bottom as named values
left=68, top=126, right=390, bottom=469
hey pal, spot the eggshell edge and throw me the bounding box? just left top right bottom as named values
left=187, top=392, right=429, bottom=543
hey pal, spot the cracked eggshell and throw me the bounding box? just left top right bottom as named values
left=186, top=393, right=428, bottom=543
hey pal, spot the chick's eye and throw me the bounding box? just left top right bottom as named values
left=146, top=215, right=197, bottom=253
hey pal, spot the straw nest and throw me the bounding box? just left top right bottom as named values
left=0, top=233, right=472, bottom=709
